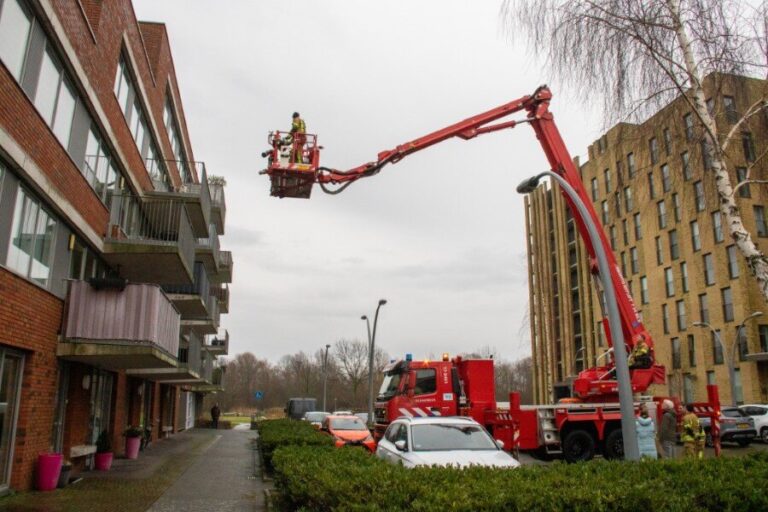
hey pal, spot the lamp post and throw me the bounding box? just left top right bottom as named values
left=517, top=171, right=639, bottom=461
left=365, top=299, right=387, bottom=428
left=322, top=343, right=331, bottom=412
left=694, top=311, right=762, bottom=406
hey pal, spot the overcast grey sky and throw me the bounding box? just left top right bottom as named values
left=133, top=0, right=602, bottom=363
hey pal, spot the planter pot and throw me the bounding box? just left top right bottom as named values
left=125, top=436, right=141, bottom=459
left=94, top=452, right=113, bottom=471
left=36, top=453, right=63, bottom=491
left=57, top=464, right=72, bottom=488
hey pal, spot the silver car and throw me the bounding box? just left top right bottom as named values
left=376, top=416, right=520, bottom=469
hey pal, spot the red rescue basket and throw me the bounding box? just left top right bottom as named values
left=262, top=130, right=321, bottom=198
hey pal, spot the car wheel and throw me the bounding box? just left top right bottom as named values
left=761, top=428, right=768, bottom=444
left=603, top=429, right=624, bottom=460
left=737, top=439, right=751, bottom=448
left=562, top=430, right=595, bottom=463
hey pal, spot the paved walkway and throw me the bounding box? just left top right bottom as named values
left=147, top=428, right=266, bottom=512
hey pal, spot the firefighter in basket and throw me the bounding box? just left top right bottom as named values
left=290, top=112, right=306, bottom=163
left=627, top=337, right=652, bottom=370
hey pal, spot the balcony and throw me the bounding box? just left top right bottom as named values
left=127, top=333, right=203, bottom=383
left=103, top=194, right=195, bottom=285
left=162, top=262, right=210, bottom=318
left=180, top=292, right=219, bottom=336
left=146, top=161, right=212, bottom=238
left=58, top=280, right=180, bottom=369
left=206, top=329, right=229, bottom=356
left=211, top=250, right=232, bottom=284
left=211, top=284, right=229, bottom=313
left=196, top=223, right=221, bottom=274
left=188, top=358, right=224, bottom=393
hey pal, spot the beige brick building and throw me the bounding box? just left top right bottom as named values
left=525, top=74, right=768, bottom=407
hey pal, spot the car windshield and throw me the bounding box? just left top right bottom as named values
left=378, top=372, right=403, bottom=399
left=330, top=417, right=367, bottom=431
left=305, top=412, right=327, bottom=422
left=411, top=424, right=497, bottom=451
left=723, top=409, right=746, bottom=418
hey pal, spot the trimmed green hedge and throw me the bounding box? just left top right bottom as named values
left=271, top=445, right=768, bottom=511
left=257, top=419, right=333, bottom=473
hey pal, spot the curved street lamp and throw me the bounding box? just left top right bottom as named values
left=365, top=299, right=387, bottom=427
left=322, top=343, right=331, bottom=412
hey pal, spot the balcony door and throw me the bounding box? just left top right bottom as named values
left=88, top=369, right=114, bottom=449
left=0, top=348, right=24, bottom=493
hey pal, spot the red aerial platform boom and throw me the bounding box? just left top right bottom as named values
left=261, top=86, right=665, bottom=400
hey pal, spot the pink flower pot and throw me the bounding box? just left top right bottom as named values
left=36, top=453, right=63, bottom=491
left=94, top=452, right=113, bottom=471
left=125, top=436, right=141, bottom=459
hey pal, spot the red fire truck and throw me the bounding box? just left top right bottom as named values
left=260, top=86, right=721, bottom=461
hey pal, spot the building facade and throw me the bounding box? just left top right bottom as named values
left=0, top=0, right=231, bottom=492
left=526, top=74, right=768, bottom=407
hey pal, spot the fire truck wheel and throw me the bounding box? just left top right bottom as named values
left=603, top=429, right=624, bottom=460
left=562, top=430, right=595, bottom=463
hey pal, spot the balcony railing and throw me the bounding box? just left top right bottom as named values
left=211, top=284, right=229, bottom=313
left=196, top=223, right=221, bottom=271
left=200, top=354, right=214, bottom=383
left=207, top=328, right=229, bottom=355
left=163, top=261, right=210, bottom=297
left=59, top=280, right=180, bottom=368
left=213, top=250, right=232, bottom=284
left=209, top=181, right=226, bottom=234
left=104, top=193, right=195, bottom=284
left=179, top=332, right=202, bottom=373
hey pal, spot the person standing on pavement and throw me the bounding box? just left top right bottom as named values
left=659, top=399, right=678, bottom=458
left=635, top=403, right=658, bottom=459
left=682, top=404, right=704, bottom=458
left=211, top=403, right=221, bottom=429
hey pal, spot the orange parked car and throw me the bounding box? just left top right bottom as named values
left=322, top=415, right=376, bottom=452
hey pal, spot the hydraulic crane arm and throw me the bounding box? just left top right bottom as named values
left=262, top=85, right=665, bottom=399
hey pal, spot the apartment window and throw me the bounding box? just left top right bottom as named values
left=672, top=193, right=681, bottom=222
left=640, top=276, right=648, bottom=304
left=760, top=325, right=768, bottom=352
left=742, top=132, right=756, bottom=162
left=665, top=267, right=675, bottom=297
left=734, top=369, right=744, bottom=405
left=688, top=334, right=696, bottom=367
left=661, top=164, right=671, bottom=193
left=631, top=247, right=639, bottom=274
left=648, top=172, right=656, bottom=199
left=672, top=337, right=681, bottom=369
left=681, top=151, right=692, bottom=180
left=633, top=213, right=642, bottom=240
left=616, top=160, right=624, bottom=182
left=663, top=128, right=672, bottom=155
left=737, top=327, right=749, bottom=361
left=712, top=211, right=723, bottom=243
left=649, top=137, right=659, bottom=164
left=621, top=251, right=627, bottom=277
left=623, top=187, right=633, bottom=211
left=723, top=96, right=737, bottom=123
left=669, top=229, right=679, bottom=260
left=694, top=181, right=705, bottom=211
left=163, top=98, right=191, bottom=183
left=604, top=169, right=612, bottom=193
left=0, top=0, right=33, bottom=80
left=614, top=194, right=622, bottom=217
left=703, top=253, right=715, bottom=285
left=706, top=370, right=716, bottom=385
left=684, top=373, right=695, bottom=404
left=736, top=167, right=750, bottom=198
left=663, top=304, right=670, bottom=334
left=591, top=177, right=598, bottom=201
left=691, top=220, right=701, bottom=251
left=622, top=219, right=629, bottom=245
left=34, top=47, right=76, bottom=147
left=699, top=293, right=709, bottom=323
left=84, top=127, right=121, bottom=205
left=701, top=140, right=713, bottom=171
left=69, top=236, right=108, bottom=280
left=627, top=152, right=636, bottom=177
left=684, top=113, right=694, bottom=140
left=712, top=330, right=724, bottom=364
left=727, top=245, right=739, bottom=278
left=655, top=236, right=664, bottom=264
left=657, top=200, right=667, bottom=229
left=721, top=287, right=734, bottom=322
left=681, top=261, right=689, bottom=292
left=609, top=225, right=617, bottom=250
left=677, top=300, right=687, bottom=330
left=7, top=188, right=56, bottom=287
left=755, top=205, right=767, bottom=237
left=601, top=201, right=609, bottom=224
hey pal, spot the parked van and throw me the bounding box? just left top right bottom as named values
left=285, top=398, right=317, bottom=420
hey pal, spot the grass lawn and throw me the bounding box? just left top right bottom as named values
left=222, top=415, right=253, bottom=425
left=1, top=435, right=214, bottom=512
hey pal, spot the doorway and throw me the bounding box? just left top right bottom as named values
left=0, top=348, right=24, bottom=493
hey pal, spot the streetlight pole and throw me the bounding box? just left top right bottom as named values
left=322, top=343, right=331, bottom=412
left=366, top=299, right=387, bottom=428
left=517, top=171, right=640, bottom=461
left=695, top=312, right=763, bottom=406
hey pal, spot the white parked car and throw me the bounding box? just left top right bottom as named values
left=302, top=411, right=329, bottom=428
left=376, top=416, right=520, bottom=469
left=739, top=404, right=768, bottom=443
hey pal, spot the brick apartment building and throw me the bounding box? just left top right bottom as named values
left=0, top=0, right=231, bottom=492
left=525, top=74, right=768, bottom=408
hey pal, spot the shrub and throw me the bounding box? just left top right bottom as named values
left=96, top=430, right=112, bottom=453
left=257, top=419, right=333, bottom=473
left=270, top=446, right=768, bottom=511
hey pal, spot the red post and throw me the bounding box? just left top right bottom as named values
left=707, top=384, right=721, bottom=457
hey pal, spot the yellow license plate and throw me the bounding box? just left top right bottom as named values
left=737, top=424, right=749, bottom=429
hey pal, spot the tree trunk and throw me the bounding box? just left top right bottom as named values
left=669, top=0, right=768, bottom=302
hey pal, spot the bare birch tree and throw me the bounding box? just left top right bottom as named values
left=503, top=0, right=768, bottom=301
